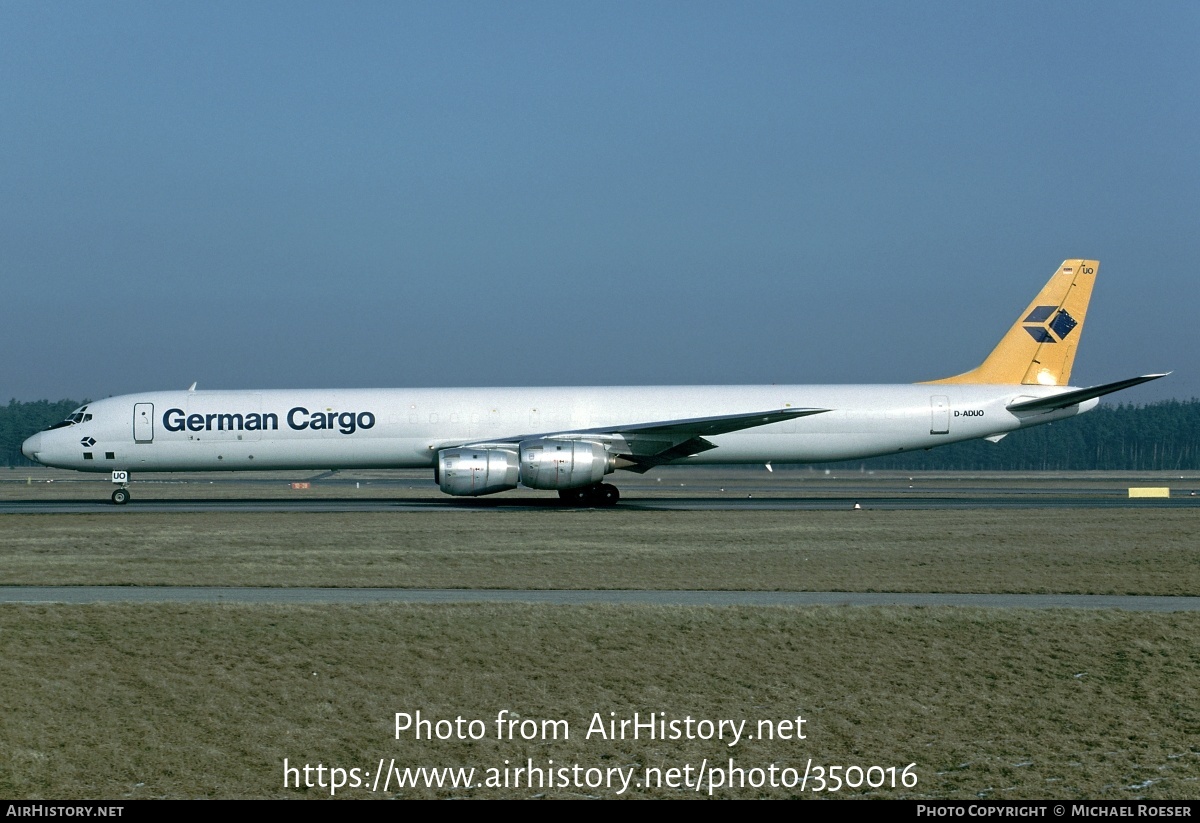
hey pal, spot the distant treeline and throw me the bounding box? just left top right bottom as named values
left=3, top=397, right=1199, bottom=472
left=2, top=399, right=87, bottom=467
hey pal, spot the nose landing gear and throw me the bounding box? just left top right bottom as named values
left=111, top=470, right=130, bottom=505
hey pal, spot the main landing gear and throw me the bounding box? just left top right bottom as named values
left=558, top=483, right=620, bottom=507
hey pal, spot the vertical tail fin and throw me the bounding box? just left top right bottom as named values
left=926, top=259, right=1097, bottom=386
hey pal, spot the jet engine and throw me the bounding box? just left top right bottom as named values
left=437, top=439, right=614, bottom=496
left=518, top=439, right=614, bottom=490
left=437, top=448, right=520, bottom=496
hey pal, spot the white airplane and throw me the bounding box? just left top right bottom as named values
left=22, top=259, right=1165, bottom=505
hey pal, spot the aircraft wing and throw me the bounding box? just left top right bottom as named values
left=456, top=406, right=829, bottom=471
left=1006, top=373, right=1169, bottom=414
left=568, top=407, right=829, bottom=438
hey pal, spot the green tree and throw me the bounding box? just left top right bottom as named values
left=1, top=399, right=86, bottom=467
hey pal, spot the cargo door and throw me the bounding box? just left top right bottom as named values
left=930, top=395, right=950, bottom=435
left=134, top=403, right=154, bottom=443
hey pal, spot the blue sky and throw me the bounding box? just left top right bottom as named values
left=3, top=2, right=1197, bottom=401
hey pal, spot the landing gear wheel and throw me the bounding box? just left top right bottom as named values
left=111, top=488, right=130, bottom=505
left=558, top=488, right=590, bottom=504
left=558, top=484, right=619, bottom=507
left=595, top=483, right=620, bottom=506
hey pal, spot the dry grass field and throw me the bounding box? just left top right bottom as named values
left=0, top=508, right=1195, bottom=594
left=1, top=604, right=1197, bottom=799
left=1, top=470, right=1197, bottom=799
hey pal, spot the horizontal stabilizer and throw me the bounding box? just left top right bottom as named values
left=1006, top=374, right=1169, bottom=413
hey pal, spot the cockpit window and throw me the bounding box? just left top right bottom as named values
left=45, top=406, right=91, bottom=430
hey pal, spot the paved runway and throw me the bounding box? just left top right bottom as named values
left=2, top=587, right=1198, bottom=610
left=5, top=480, right=1194, bottom=612
left=2, top=494, right=1197, bottom=514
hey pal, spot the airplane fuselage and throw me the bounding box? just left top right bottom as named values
left=22, top=383, right=1092, bottom=474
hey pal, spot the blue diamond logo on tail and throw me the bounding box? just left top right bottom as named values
left=1024, top=306, right=1056, bottom=324
left=1049, top=309, right=1077, bottom=340
left=1023, top=307, right=1078, bottom=343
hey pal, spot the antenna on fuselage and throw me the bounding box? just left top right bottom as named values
left=187, top=382, right=197, bottom=392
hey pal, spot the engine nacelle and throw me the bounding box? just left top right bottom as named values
left=437, top=448, right=520, bottom=496
left=519, top=439, right=614, bottom=490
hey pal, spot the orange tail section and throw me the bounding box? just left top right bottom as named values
left=925, top=259, right=1097, bottom=386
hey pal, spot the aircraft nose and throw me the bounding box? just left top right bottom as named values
left=21, top=432, right=43, bottom=462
